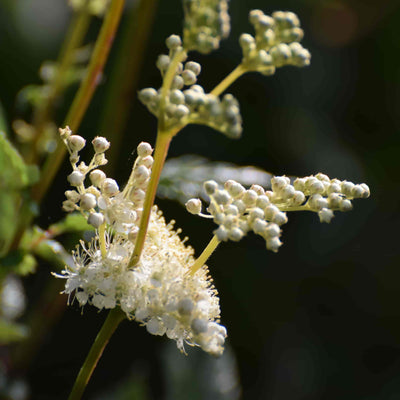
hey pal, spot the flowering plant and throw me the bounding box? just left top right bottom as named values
left=0, top=1, right=371, bottom=399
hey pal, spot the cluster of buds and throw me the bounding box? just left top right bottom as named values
left=139, top=35, right=242, bottom=139
left=68, top=0, right=110, bottom=16
left=61, top=126, right=154, bottom=235
left=183, top=0, right=230, bottom=54
left=186, top=173, right=370, bottom=252
left=240, top=10, right=310, bottom=75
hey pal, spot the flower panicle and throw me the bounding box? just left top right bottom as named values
left=186, top=173, right=370, bottom=252
left=56, top=127, right=227, bottom=356
left=240, top=10, right=311, bottom=75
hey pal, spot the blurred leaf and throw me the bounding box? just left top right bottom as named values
left=158, top=155, right=273, bottom=205
left=0, top=131, right=37, bottom=189
left=49, top=213, right=91, bottom=236
left=34, top=238, right=73, bottom=270
left=0, top=251, right=37, bottom=277
left=0, top=318, right=28, bottom=344
left=0, top=100, right=7, bottom=133
left=0, top=191, right=19, bottom=256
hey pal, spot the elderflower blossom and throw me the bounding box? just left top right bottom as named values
left=55, top=127, right=227, bottom=356
left=186, top=174, right=370, bottom=252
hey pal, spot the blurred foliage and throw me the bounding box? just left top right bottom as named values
left=0, top=129, right=39, bottom=256
left=0, top=319, right=28, bottom=344
left=159, top=155, right=273, bottom=204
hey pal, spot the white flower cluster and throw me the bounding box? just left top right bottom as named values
left=56, top=128, right=227, bottom=356
left=61, top=126, right=154, bottom=235
left=68, top=0, right=110, bottom=16
left=240, top=10, right=311, bottom=75
left=186, top=173, right=370, bottom=252
left=139, top=35, right=242, bottom=139
left=183, top=0, right=230, bottom=54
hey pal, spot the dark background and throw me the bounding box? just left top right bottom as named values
left=1, top=0, right=399, bottom=399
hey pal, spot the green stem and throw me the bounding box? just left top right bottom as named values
left=209, top=64, right=246, bottom=97
left=128, top=131, right=172, bottom=267
left=128, top=49, right=187, bottom=268
left=189, top=235, right=220, bottom=275
left=27, top=5, right=91, bottom=164
left=32, top=0, right=126, bottom=204
left=99, top=222, right=107, bottom=258
left=68, top=308, right=125, bottom=400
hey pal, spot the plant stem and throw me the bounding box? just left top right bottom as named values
left=99, top=223, right=107, bottom=258
left=27, top=5, right=91, bottom=164
left=32, top=0, right=126, bottom=204
left=209, top=64, right=246, bottom=97
left=128, top=131, right=172, bottom=267
left=189, top=235, right=220, bottom=275
left=128, top=49, right=186, bottom=268
left=68, top=308, right=125, bottom=400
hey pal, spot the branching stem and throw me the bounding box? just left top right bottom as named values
left=189, top=235, right=220, bottom=275
left=128, top=48, right=186, bottom=268
left=210, top=64, right=246, bottom=97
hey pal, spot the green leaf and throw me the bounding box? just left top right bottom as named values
left=0, top=131, right=31, bottom=189
left=158, top=155, right=274, bottom=205
left=0, top=191, right=19, bottom=256
left=49, top=213, right=92, bottom=235
left=0, top=318, right=28, bottom=344
left=34, top=239, right=72, bottom=270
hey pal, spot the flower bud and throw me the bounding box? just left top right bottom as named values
left=92, top=136, right=110, bottom=153
left=214, top=190, right=231, bottom=205
left=138, top=87, right=158, bottom=104
left=65, top=190, right=80, bottom=203
left=204, top=180, right=218, bottom=195
left=318, top=208, right=334, bottom=223
left=102, top=178, right=119, bottom=196
left=242, top=190, right=258, bottom=206
left=88, top=212, right=104, bottom=228
left=166, top=34, right=182, bottom=50
left=215, top=225, right=228, bottom=241
left=137, top=142, right=153, bottom=157
left=340, top=199, right=353, bottom=212
left=156, top=54, right=170, bottom=72
left=174, top=104, right=189, bottom=118
left=191, top=318, right=208, bottom=334
left=62, top=200, right=76, bottom=212
left=186, top=198, right=202, bottom=215
left=90, top=169, right=106, bottom=187
left=185, top=61, right=201, bottom=76
left=68, top=135, right=86, bottom=152
left=266, top=237, right=282, bottom=252
left=140, top=155, right=154, bottom=169
left=134, top=165, right=150, bottom=183
left=228, top=227, right=244, bottom=241
left=68, top=171, right=85, bottom=186
left=169, top=89, right=185, bottom=105
left=182, top=69, right=197, bottom=86
left=80, top=193, right=97, bottom=210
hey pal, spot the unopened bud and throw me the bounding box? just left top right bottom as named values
left=92, top=136, right=110, bottom=153
left=186, top=198, right=202, bottom=215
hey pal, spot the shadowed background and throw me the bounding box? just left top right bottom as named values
left=0, top=0, right=399, bottom=399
